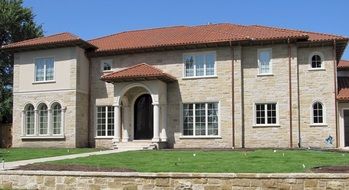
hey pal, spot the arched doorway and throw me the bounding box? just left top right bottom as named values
left=134, top=94, right=153, bottom=139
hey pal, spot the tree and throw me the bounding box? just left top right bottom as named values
left=0, top=0, right=43, bottom=123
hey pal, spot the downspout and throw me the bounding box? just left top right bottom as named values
left=87, top=55, right=92, bottom=148
left=241, top=46, right=245, bottom=148
left=333, top=40, right=339, bottom=147
left=288, top=38, right=293, bottom=148
left=297, top=46, right=301, bottom=148
left=230, top=41, right=235, bottom=148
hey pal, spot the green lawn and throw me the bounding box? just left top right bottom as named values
left=48, top=149, right=349, bottom=173
left=0, top=148, right=97, bottom=162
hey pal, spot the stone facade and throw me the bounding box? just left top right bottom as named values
left=1, top=171, right=349, bottom=189
left=11, top=39, right=341, bottom=149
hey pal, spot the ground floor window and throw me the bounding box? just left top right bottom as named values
left=96, top=106, right=114, bottom=137
left=183, top=102, right=219, bottom=136
left=22, top=102, right=64, bottom=137
left=255, top=103, right=277, bottom=125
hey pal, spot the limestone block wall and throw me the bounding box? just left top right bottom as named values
left=297, top=47, right=336, bottom=148
left=90, top=47, right=234, bottom=149
left=1, top=171, right=349, bottom=189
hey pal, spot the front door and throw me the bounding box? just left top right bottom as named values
left=344, top=110, right=349, bottom=147
left=134, top=94, right=153, bottom=140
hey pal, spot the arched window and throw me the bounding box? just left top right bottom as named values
left=51, top=103, right=62, bottom=135
left=311, top=54, right=322, bottom=68
left=312, top=102, right=324, bottom=124
left=24, top=104, right=35, bottom=135
left=38, top=103, right=48, bottom=135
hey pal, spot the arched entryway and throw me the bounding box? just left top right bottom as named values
left=134, top=94, right=153, bottom=140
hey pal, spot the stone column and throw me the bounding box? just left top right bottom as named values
left=122, top=106, right=130, bottom=142
left=114, top=105, right=121, bottom=142
left=160, top=104, right=167, bottom=142
left=152, top=103, right=160, bottom=142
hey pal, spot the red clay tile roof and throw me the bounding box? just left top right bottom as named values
left=338, top=77, right=349, bottom=101
left=2, top=32, right=96, bottom=51
left=338, top=60, right=349, bottom=70
left=101, top=63, right=176, bottom=83
left=88, top=23, right=347, bottom=54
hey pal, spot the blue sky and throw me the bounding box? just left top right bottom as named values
left=24, top=0, right=349, bottom=59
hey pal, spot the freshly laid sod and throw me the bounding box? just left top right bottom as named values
left=0, top=148, right=97, bottom=162
left=48, top=149, right=349, bottom=173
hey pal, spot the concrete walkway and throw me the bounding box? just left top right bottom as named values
left=1, top=148, right=142, bottom=170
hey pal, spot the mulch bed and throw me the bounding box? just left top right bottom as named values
left=311, top=166, right=349, bottom=173
left=15, top=164, right=136, bottom=172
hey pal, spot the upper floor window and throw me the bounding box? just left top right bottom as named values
left=258, top=48, right=272, bottom=74
left=312, top=102, right=324, bottom=124
left=35, top=57, right=54, bottom=82
left=183, top=102, right=219, bottom=136
left=311, top=55, right=322, bottom=68
left=101, top=59, right=112, bottom=72
left=184, top=52, right=216, bottom=77
left=255, top=103, right=278, bottom=125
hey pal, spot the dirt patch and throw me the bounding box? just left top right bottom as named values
left=16, top=163, right=136, bottom=172
left=311, top=166, right=349, bottom=173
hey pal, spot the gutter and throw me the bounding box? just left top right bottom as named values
left=288, top=39, right=293, bottom=148
left=333, top=40, right=339, bottom=147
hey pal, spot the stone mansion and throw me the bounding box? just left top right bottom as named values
left=3, top=23, right=349, bottom=149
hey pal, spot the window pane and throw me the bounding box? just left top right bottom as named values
left=259, top=51, right=271, bottom=74
left=195, top=55, right=205, bottom=76
left=45, top=58, right=54, bottom=80
left=256, top=104, right=265, bottom=124
left=26, top=105, right=35, bottom=135
left=207, top=103, right=218, bottom=135
left=39, top=104, right=48, bottom=135
left=35, top=59, right=45, bottom=81
left=206, top=54, right=215, bottom=76
left=267, top=103, right=277, bottom=124
left=311, top=55, right=322, bottom=68
left=195, top=103, right=206, bottom=136
left=52, top=103, right=62, bottom=135
left=183, top=104, right=193, bottom=136
left=185, top=56, right=194, bottom=77
left=107, top=106, right=114, bottom=136
left=313, top=102, right=323, bottom=123
left=97, top=106, right=106, bottom=136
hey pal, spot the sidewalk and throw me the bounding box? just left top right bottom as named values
left=1, top=148, right=141, bottom=170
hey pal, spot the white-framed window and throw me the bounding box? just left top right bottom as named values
left=38, top=103, right=48, bottom=135
left=312, top=102, right=325, bottom=124
left=183, top=102, right=219, bottom=136
left=183, top=52, right=216, bottom=77
left=35, top=57, right=54, bottom=81
left=24, top=104, right=35, bottom=135
left=255, top=103, right=278, bottom=125
left=101, top=59, right=113, bottom=72
left=309, top=52, right=324, bottom=69
left=22, top=102, right=65, bottom=138
left=257, top=48, right=272, bottom=74
left=96, top=106, right=114, bottom=137
left=52, top=103, right=62, bottom=135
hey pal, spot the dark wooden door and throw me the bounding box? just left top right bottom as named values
left=134, top=94, right=153, bottom=139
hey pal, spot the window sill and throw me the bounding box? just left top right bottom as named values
left=257, top=73, right=274, bottom=77
left=32, top=80, right=56, bottom=84
left=309, top=123, right=328, bottom=127
left=308, top=68, right=326, bottom=71
left=102, top=70, right=113, bottom=73
left=252, top=124, right=280, bottom=128
left=95, top=136, right=114, bottom=139
left=179, top=136, right=221, bottom=139
left=182, top=75, right=218, bottom=80
left=21, top=135, right=65, bottom=139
